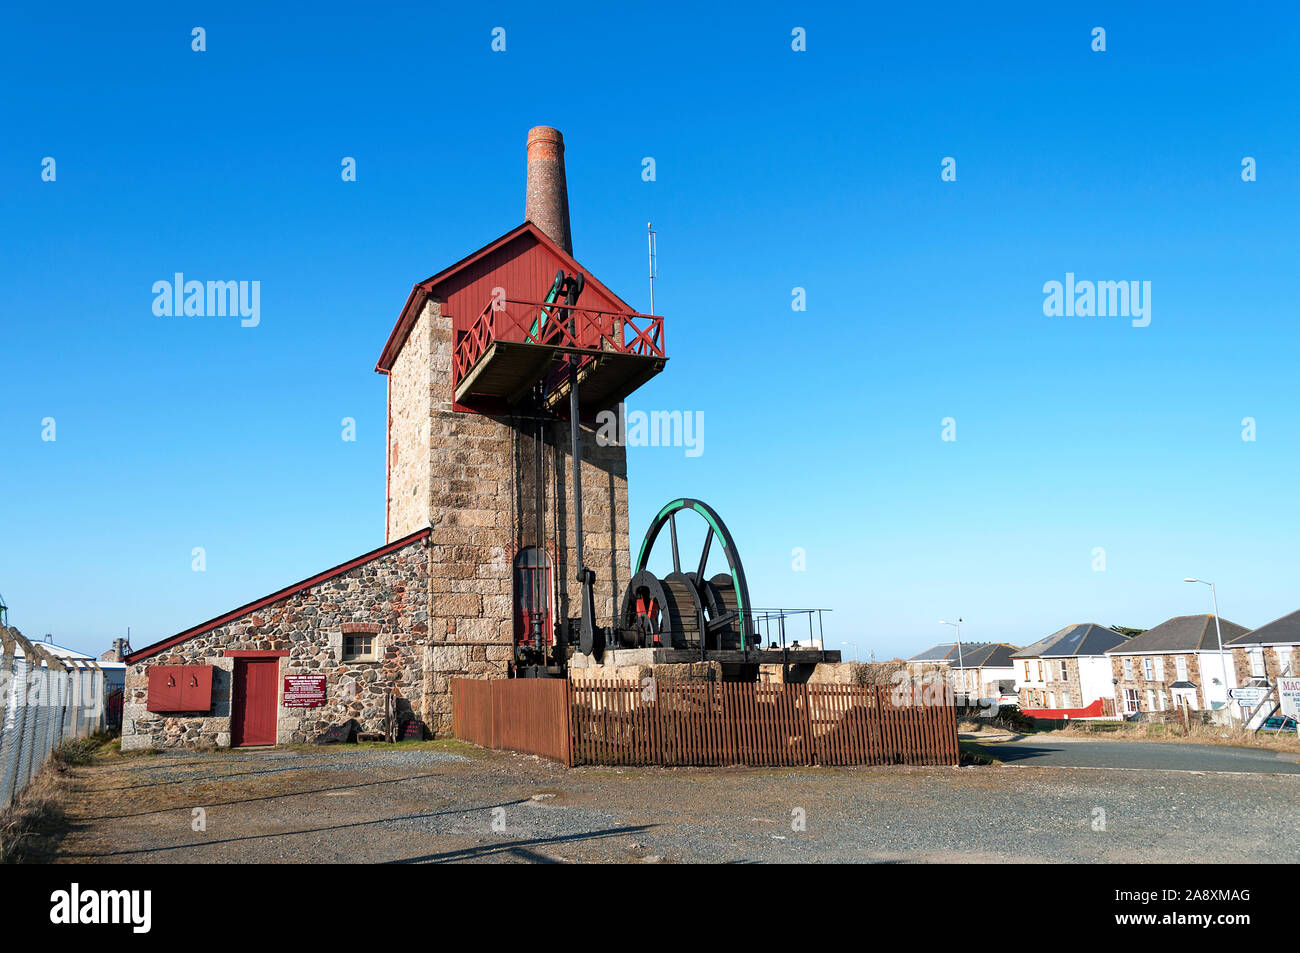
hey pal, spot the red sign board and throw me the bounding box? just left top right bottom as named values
left=282, top=674, right=327, bottom=708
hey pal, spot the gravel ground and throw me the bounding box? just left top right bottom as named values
left=51, top=742, right=1300, bottom=864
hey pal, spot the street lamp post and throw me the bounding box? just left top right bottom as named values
left=1184, top=578, right=1232, bottom=717
left=940, top=618, right=965, bottom=705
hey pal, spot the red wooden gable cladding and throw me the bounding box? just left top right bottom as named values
left=442, top=230, right=629, bottom=344
left=146, top=665, right=214, bottom=712
left=374, top=222, right=639, bottom=376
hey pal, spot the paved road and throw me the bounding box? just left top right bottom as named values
left=981, top=738, right=1300, bottom=774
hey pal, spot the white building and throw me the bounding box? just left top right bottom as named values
left=905, top=642, right=1019, bottom=705
left=1106, top=614, right=1250, bottom=717
left=1012, top=623, right=1130, bottom=717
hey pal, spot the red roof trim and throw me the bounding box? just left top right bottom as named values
left=124, top=528, right=431, bottom=664
left=374, top=221, right=636, bottom=373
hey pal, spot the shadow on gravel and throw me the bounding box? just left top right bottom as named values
left=79, top=772, right=452, bottom=821
left=387, top=825, right=658, bottom=864
left=60, top=799, right=534, bottom=859
left=86, top=755, right=462, bottom=794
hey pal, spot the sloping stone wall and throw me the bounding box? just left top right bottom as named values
left=123, top=536, right=430, bottom=750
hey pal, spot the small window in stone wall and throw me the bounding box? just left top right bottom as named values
left=343, top=634, right=376, bottom=661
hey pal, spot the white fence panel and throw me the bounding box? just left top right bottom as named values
left=0, top=628, right=105, bottom=810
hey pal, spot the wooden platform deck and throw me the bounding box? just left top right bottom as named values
left=454, top=339, right=666, bottom=410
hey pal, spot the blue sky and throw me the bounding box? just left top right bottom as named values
left=2, top=2, right=1297, bottom=660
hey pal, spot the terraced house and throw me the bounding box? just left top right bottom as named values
left=1228, top=609, right=1300, bottom=687
left=1106, top=614, right=1250, bottom=717
left=1012, top=623, right=1128, bottom=718
left=905, top=642, right=1019, bottom=704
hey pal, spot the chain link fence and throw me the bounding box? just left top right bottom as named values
left=0, top=625, right=106, bottom=810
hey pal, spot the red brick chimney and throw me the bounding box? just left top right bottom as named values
left=525, top=126, right=572, bottom=255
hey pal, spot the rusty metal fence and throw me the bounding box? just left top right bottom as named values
left=453, top=678, right=959, bottom=768
left=452, top=677, right=571, bottom=763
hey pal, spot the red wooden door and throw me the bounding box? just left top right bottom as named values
left=232, top=659, right=278, bottom=746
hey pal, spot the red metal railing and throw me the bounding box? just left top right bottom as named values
left=453, top=297, right=665, bottom=389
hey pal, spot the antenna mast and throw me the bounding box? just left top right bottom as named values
left=647, top=222, right=657, bottom=314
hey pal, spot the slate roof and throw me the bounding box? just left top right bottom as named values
left=952, top=643, right=1019, bottom=669
left=906, top=642, right=1019, bottom=668
left=1227, top=609, right=1300, bottom=646
left=1011, top=623, right=1129, bottom=659
left=908, top=643, right=962, bottom=662
left=1104, top=614, right=1250, bottom=654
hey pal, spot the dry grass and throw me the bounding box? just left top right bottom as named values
left=51, top=731, right=116, bottom=766
left=0, top=766, right=71, bottom=863
left=0, top=733, right=119, bottom=863
left=1042, top=719, right=1300, bottom=755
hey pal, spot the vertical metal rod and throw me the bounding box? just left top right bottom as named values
left=647, top=223, right=656, bottom=315
left=668, top=513, right=681, bottom=574
left=566, top=282, right=597, bottom=657
left=534, top=402, right=545, bottom=656
left=569, top=369, right=584, bottom=580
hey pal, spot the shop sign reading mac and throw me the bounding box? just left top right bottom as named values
left=283, top=674, right=327, bottom=707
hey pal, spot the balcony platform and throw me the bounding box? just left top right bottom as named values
left=454, top=340, right=666, bottom=410
left=453, top=298, right=667, bottom=411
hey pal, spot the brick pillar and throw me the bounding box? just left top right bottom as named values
left=525, top=126, right=572, bottom=255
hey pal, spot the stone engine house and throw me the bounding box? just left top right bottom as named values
left=122, top=127, right=667, bottom=749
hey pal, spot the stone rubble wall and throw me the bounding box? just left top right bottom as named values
left=1110, top=653, right=1207, bottom=712
left=122, top=537, right=430, bottom=751
left=1233, top=644, right=1298, bottom=685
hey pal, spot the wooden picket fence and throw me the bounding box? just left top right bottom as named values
left=453, top=678, right=960, bottom=767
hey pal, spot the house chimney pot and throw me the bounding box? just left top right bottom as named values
left=525, top=126, right=572, bottom=255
